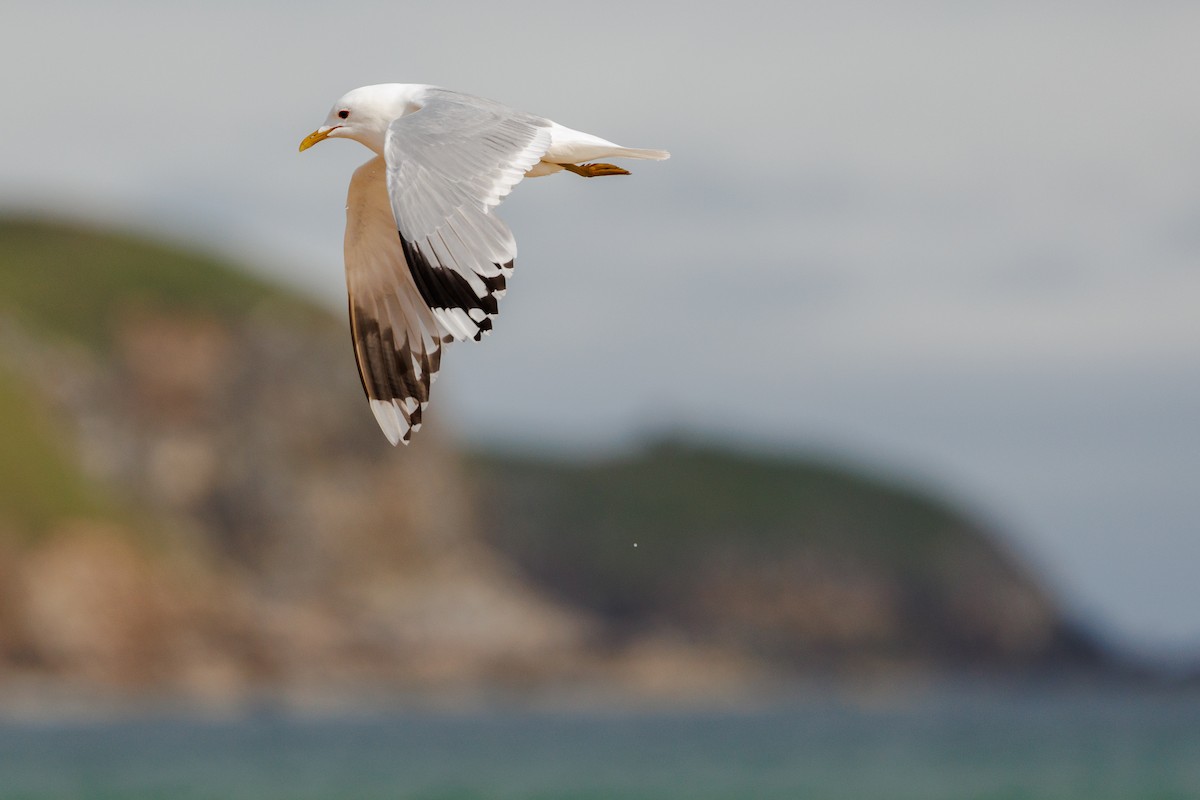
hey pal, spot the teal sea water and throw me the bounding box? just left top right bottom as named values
left=1, top=687, right=1197, bottom=799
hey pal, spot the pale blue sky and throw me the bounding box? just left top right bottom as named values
left=2, top=1, right=1198, bottom=654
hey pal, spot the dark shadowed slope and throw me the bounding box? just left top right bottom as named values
left=470, top=439, right=1108, bottom=673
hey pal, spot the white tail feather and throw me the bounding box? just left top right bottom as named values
left=613, top=147, right=670, bottom=160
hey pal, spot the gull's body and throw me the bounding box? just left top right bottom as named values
left=300, top=83, right=668, bottom=444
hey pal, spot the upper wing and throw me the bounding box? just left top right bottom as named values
left=345, top=156, right=446, bottom=445
left=384, top=88, right=552, bottom=342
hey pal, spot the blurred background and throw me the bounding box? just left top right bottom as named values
left=0, top=1, right=1198, bottom=798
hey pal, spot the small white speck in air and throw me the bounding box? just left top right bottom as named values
left=633, top=543, right=638, bottom=548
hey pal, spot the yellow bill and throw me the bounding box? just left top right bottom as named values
left=299, top=127, right=336, bottom=152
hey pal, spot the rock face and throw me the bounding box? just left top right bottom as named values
left=0, top=219, right=1107, bottom=707
left=1, top=305, right=591, bottom=701
left=0, top=219, right=591, bottom=702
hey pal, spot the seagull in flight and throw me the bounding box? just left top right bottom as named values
left=299, top=84, right=668, bottom=445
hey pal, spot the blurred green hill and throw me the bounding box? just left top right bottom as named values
left=0, top=217, right=316, bottom=351
left=471, top=441, right=1104, bottom=672
left=0, top=218, right=321, bottom=541
left=0, top=217, right=1106, bottom=707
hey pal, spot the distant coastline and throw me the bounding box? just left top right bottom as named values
left=0, top=217, right=1175, bottom=714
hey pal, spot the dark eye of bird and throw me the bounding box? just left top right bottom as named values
left=338, top=109, right=350, bottom=119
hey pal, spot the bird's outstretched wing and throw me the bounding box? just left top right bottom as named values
left=345, top=156, right=447, bottom=445
left=384, top=88, right=552, bottom=342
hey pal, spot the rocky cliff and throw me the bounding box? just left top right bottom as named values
left=0, top=218, right=587, bottom=705
left=0, top=218, right=1106, bottom=708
